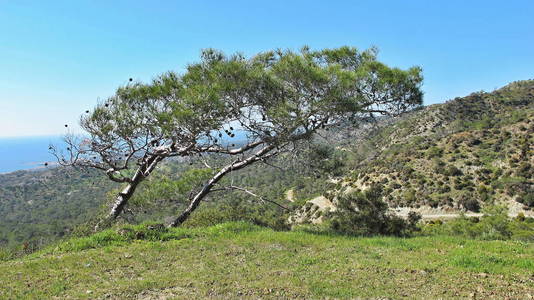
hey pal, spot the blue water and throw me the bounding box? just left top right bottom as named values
left=0, top=136, right=63, bottom=174
left=0, top=131, right=252, bottom=174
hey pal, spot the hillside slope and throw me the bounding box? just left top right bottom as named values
left=0, top=167, right=117, bottom=247
left=294, top=80, right=534, bottom=223
left=0, top=154, right=322, bottom=248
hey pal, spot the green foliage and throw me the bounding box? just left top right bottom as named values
left=432, top=158, right=446, bottom=174
left=60, top=45, right=424, bottom=231
left=347, top=81, right=534, bottom=212
left=325, top=185, right=420, bottom=236
left=517, top=192, right=534, bottom=208
left=467, top=116, right=494, bottom=130
left=184, top=199, right=289, bottom=231
left=0, top=248, right=13, bottom=261
left=303, top=143, right=346, bottom=176
left=0, top=167, right=116, bottom=249
left=426, top=146, right=443, bottom=158
left=45, top=223, right=192, bottom=254
left=36, top=222, right=260, bottom=256
left=402, top=188, right=417, bottom=205
left=443, top=165, right=462, bottom=176
left=458, top=197, right=481, bottom=212
left=0, top=148, right=330, bottom=251
left=77, top=46, right=423, bottom=170
left=421, top=205, right=534, bottom=241
left=130, top=168, right=214, bottom=207
left=3, top=78, right=533, bottom=258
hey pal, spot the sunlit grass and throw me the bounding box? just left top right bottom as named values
left=1, top=222, right=532, bottom=299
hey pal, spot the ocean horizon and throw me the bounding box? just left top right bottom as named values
left=0, top=131, right=250, bottom=174
left=0, top=135, right=64, bottom=174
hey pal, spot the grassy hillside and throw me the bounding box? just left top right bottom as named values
left=0, top=222, right=532, bottom=299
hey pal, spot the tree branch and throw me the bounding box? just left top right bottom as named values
left=168, top=143, right=276, bottom=227
left=212, top=185, right=290, bottom=210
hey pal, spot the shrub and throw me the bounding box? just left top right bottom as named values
left=325, top=185, right=420, bottom=237
left=420, top=204, right=534, bottom=241
left=459, top=198, right=481, bottom=212
left=517, top=193, right=534, bottom=208
left=402, top=189, right=417, bottom=205
left=184, top=200, right=290, bottom=231
left=438, top=185, right=451, bottom=193
left=477, top=186, right=492, bottom=202
left=427, top=146, right=444, bottom=158
left=304, top=143, right=346, bottom=176
left=0, top=248, right=14, bottom=262
left=443, top=165, right=463, bottom=176
left=516, top=162, right=532, bottom=178
left=432, top=159, right=446, bottom=174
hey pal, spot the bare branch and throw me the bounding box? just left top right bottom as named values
left=212, top=185, right=290, bottom=211
left=201, top=140, right=264, bottom=155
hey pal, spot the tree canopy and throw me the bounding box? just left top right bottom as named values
left=53, top=46, right=423, bottom=228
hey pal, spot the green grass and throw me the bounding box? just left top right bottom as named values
left=1, top=222, right=533, bottom=299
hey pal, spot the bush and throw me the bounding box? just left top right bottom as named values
left=325, top=185, right=420, bottom=237
left=420, top=204, right=534, bottom=241
left=426, top=146, right=444, bottom=158
left=432, top=159, right=446, bottom=174
left=184, top=199, right=290, bottom=231
left=0, top=248, right=14, bottom=262
left=516, top=162, right=532, bottom=178
left=459, top=198, right=480, bottom=212
left=517, top=192, right=534, bottom=208
left=304, top=143, right=346, bottom=177
left=402, top=189, right=417, bottom=205
left=443, top=165, right=463, bottom=176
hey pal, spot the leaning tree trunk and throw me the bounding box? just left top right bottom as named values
left=95, top=155, right=163, bottom=230
left=168, top=144, right=275, bottom=227
left=108, top=169, right=145, bottom=219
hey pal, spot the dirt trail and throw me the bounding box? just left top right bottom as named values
left=394, top=203, right=533, bottom=220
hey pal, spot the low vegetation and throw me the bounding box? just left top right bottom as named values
left=2, top=80, right=532, bottom=253
left=324, top=185, right=421, bottom=236
left=422, top=206, right=534, bottom=242
left=0, top=222, right=532, bottom=299
left=342, top=80, right=534, bottom=213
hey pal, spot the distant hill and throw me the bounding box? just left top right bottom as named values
left=0, top=167, right=116, bottom=247
left=0, top=154, right=323, bottom=248
left=294, top=80, right=534, bottom=223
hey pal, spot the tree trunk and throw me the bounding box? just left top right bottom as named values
left=108, top=169, right=145, bottom=219
left=95, top=155, right=163, bottom=230
left=168, top=144, right=275, bottom=227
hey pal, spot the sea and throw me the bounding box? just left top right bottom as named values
left=0, top=130, right=250, bottom=174
left=0, top=136, right=64, bottom=174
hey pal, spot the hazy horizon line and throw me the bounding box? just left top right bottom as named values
left=0, top=134, right=64, bottom=139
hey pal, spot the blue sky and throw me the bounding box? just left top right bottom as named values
left=1, top=0, right=533, bottom=137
